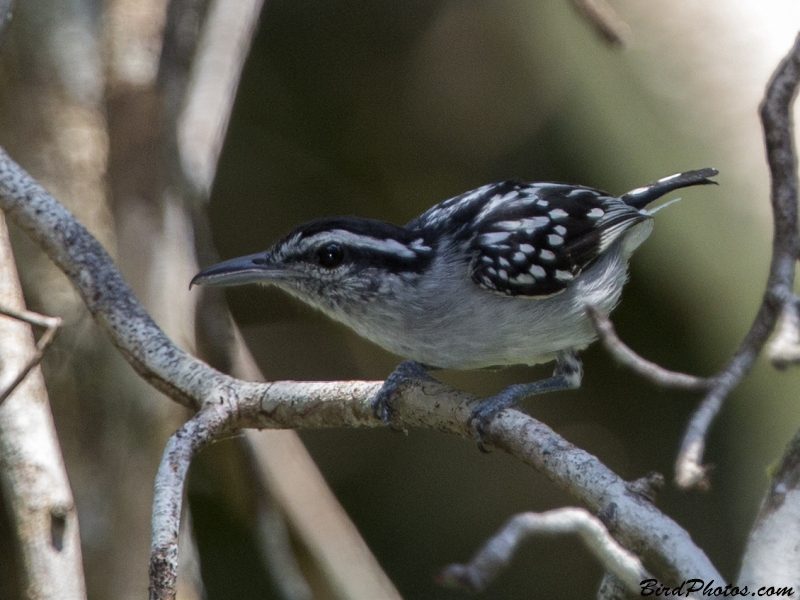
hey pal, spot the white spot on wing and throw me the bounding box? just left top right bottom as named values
left=477, top=189, right=522, bottom=220
left=529, top=265, right=546, bottom=278
left=514, top=273, right=535, bottom=284
left=494, top=216, right=550, bottom=232
left=478, top=232, right=512, bottom=245
left=498, top=257, right=511, bottom=268
left=547, top=234, right=564, bottom=246
left=554, top=269, right=574, bottom=282
left=539, top=249, right=556, bottom=261
left=553, top=225, right=567, bottom=236
left=512, top=252, right=527, bottom=264
left=498, top=269, right=509, bottom=281
left=587, top=208, right=605, bottom=219
left=549, top=208, right=568, bottom=220
left=519, top=244, right=535, bottom=254
left=410, top=238, right=431, bottom=252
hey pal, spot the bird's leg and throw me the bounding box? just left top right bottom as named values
left=467, top=350, right=583, bottom=448
left=372, top=360, right=438, bottom=424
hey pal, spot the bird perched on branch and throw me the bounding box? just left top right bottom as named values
left=192, top=168, right=718, bottom=441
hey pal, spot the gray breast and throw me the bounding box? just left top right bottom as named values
left=335, top=243, right=631, bottom=370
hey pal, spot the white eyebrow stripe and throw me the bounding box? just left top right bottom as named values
left=301, top=230, right=420, bottom=258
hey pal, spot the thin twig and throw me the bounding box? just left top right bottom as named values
left=437, top=508, right=651, bottom=594
left=767, top=294, right=800, bottom=368
left=569, top=0, right=631, bottom=48
left=585, top=34, right=800, bottom=491
left=176, top=0, right=264, bottom=196
left=0, top=305, right=62, bottom=406
left=586, top=306, right=711, bottom=392
left=150, top=406, right=232, bottom=600
left=675, top=33, right=800, bottom=490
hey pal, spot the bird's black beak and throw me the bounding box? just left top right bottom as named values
left=190, top=252, right=284, bottom=288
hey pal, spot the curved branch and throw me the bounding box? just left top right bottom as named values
left=0, top=145, right=219, bottom=410
left=586, top=306, right=711, bottom=392
left=675, top=33, right=800, bottom=490
left=150, top=406, right=232, bottom=600
left=0, top=305, right=61, bottom=406
left=437, top=508, right=650, bottom=594
left=582, top=34, right=800, bottom=491
left=568, top=0, right=630, bottom=48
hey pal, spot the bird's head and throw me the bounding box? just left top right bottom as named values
left=191, top=216, right=434, bottom=316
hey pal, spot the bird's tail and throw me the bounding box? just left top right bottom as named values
left=620, top=168, right=718, bottom=209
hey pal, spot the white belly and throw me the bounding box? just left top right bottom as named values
left=340, top=247, right=630, bottom=370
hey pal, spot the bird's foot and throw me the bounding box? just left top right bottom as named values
left=466, top=385, right=527, bottom=452
left=371, top=360, right=436, bottom=426
left=466, top=351, right=583, bottom=451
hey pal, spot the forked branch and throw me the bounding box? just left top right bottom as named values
left=586, top=33, right=800, bottom=491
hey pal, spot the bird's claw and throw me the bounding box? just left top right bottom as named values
left=371, top=360, right=434, bottom=427
left=467, top=389, right=525, bottom=451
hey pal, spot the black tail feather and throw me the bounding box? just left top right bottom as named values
left=621, top=168, right=719, bottom=209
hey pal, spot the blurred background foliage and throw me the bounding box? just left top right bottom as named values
left=1, top=0, right=800, bottom=598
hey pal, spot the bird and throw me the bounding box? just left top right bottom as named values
left=191, top=168, right=718, bottom=440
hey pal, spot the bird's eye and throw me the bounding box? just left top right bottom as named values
left=316, top=243, right=344, bottom=268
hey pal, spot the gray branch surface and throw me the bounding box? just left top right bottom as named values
left=0, top=306, right=61, bottom=407
left=587, top=306, right=711, bottom=392
left=438, top=508, right=651, bottom=594
left=0, top=146, right=720, bottom=598
left=0, top=213, right=86, bottom=599
left=738, top=429, right=800, bottom=590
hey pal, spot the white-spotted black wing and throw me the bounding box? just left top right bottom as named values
left=469, top=184, right=648, bottom=297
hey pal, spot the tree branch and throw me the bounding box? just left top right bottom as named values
left=568, top=0, right=630, bottom=48
left=674, top=32, right=800, bottom=490
left=0, top=213, right=86, bottom=598
left=176, top=0, right=264, bottom=196
left=738, top=428, right=800, bottom=591
left=586, top=306, right=711, bottom=392
left=583, top=34, right=800, bottom=491
left=437, top=508, right=650, bottom=594
left=150, top=407, right=232, bottom=600
left=0, top=305, right=61, bottom=406
left=767, top=294, right=800, bottom=368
